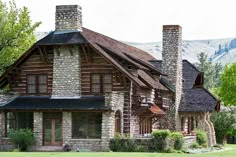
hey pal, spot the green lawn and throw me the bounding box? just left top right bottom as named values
left=0, top=145, right=236, bottom=157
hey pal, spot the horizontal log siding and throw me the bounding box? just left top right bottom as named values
left=81, top=49, right=127, bottom=95
left=10, top=50, right=53, bottom=95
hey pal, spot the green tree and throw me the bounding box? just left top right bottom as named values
left=196, top=52, right=215, bottom=89
left=196, top=52, right=223, bottom=90
left=0, top=0, right=41, bottom=74
left=218, top=63, right=236, bottom=105
left=211, top=108, right=236, bottom=144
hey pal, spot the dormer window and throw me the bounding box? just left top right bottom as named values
left=91, top=74, right=112, bottom=94
left=27, top=74, right=47, bottom=94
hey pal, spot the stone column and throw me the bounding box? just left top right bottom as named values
left=62, top=112, right=72, bottom=145
left=33, top=112, right=43, bottom=147
left=0, top=112, right=5, bottom=142
left=101, top=111, right=115, bottom=150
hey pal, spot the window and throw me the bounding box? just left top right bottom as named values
left=5, top=112, right=33, bottom=136
left=115, top=111, right=121, bottom=133
left=72, top=112, right=102, bottom=139
left=140, top=117, right=152, bottom=135
left=27, top=75, right=47, bottom=94
left=91, top=74, right=112, bottom=94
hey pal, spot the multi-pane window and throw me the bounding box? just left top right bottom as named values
left=72, top=112, right=102, bottom=139
left=27, top=75, right=47, bottom=94
left=5, top=112, right=33, bottom=137
left=91, top=74, right=112, bottom=94
left=140, top=117, right=152, bottom=135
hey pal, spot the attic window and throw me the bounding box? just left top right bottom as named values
left=91, top=74, right=112, bottom=94
left=27, top=74, right=48, bottom=94
left=194, top=73, right=204, bottom=87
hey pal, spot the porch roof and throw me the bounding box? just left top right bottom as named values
left=0, top=96, right=110, bottom=111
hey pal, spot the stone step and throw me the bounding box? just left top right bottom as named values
left=36, top=146, right=63, bottom=152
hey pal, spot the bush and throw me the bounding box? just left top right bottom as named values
left=190, top=142, right=199, bottom=149
left=195, top=130, right=208, bottom=147
left=8, top=129, right=35, bottom=151
left=152, top=130, right=171, bottom=152
left=170, top=132, right=184, bottom=150
left=109, top=136, right=137, bottom=152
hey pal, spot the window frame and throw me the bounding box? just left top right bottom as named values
left=90, top=73, right=112, bottom=95
left=72, top=112, right=102, bottom=139
left=26, top=74, right=48, bottom=94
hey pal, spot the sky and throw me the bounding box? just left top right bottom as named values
left=3, top=0, right=236, bottom=43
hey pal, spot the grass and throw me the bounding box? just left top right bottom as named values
left=0, top=145, right=235, bottom=157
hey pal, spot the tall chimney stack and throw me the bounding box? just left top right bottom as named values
left=162, top=25, right=183, bottom=131
left=55, top=5, right=82, bottom=31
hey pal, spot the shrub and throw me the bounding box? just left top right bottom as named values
left=190, top=142, right=199, bottom=149
left=195, top=130, right=208, bottom=147
left=152, top=130, right=171, bottom=152
left=170, top=132, right=184, bottom=150
left=8, top=129, right=35, bottom=151
left=109, top=136, right=137, bottom=152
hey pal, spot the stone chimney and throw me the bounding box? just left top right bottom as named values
left=162, top=25, right=183, bottom=131
left=55, top=5, right=82, bottom=31
left=52, top=5, right=82, bottom=98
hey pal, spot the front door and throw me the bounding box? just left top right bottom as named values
left=43, top=113, right=62, bottom=146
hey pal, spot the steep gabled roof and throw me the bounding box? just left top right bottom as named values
left=150, top=59, right=219, bottom=112
left=150, top=60, right=202, bottom=89
left=0, top=28, right=166, bottom=90
left=179, top=88, right=219, bottom=112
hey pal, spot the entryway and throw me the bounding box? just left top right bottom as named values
left=43, top=112, right=62, bottom=146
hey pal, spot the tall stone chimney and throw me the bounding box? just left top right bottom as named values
left=52, top=5, right=82, bottom=98
left=55, top=5, right=82, bottom=31
left=162, top=25, right=183, bottom=131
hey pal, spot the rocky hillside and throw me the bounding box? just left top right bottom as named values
left=35, top=32, right=236, bottom=65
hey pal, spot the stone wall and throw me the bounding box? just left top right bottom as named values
left=52, top=46, right=81, bottom=97
left=33, top=112, right=43, bottom=147
left=162, top=25, right=183, bottom=131
left=55, top=5, right=82, bottom=31
left=102, top=92, right=125, bottom=149
left=184, top=136, right=196, bottom=148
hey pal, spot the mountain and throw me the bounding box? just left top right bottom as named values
left=35, top=32, right=236, bottom=65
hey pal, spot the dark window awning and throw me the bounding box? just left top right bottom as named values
left=0, top=96, right=110, bottom=111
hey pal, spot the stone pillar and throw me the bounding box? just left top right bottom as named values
left=101, top=111, right=115, bottom=150
left=0, top=112, right=5, bottom=142
left=55, top=5, right=82, bottom=31
left=33, top=112, right=43, bottom=146
left=162, top=25, right=183, bottom=131
left=62, top=112, right=72, bottom=145
left=52, top=46, right=81, bottom=97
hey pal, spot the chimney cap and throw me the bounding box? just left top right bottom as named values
left=56, top=5, right=82, bottom=10
left=163, top=25, right=182, bottom=30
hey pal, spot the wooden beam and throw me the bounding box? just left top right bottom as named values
left=42, top=46, right=49, bottom=63
left=37, top=46, right=48, bottom=64
left=81, top=45, right=89, bottom=63
left=55, top=46, right=60, bottom=56
left=87, top=46, right=93, bottom=62
left=68, top=46, right=74, bottom=56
